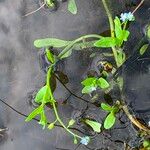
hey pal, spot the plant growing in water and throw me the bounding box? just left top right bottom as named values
left=25, top=0, right=150, bottom=147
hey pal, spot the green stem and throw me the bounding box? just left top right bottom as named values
left=52, top=102, right=82, bottom=139
left=46, top=66, right=82, bottom=139
left=101, top=0, right=119, bottom=67
left=58, top=34, right=102, bottom=59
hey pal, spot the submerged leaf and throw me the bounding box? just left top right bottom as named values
left=34, top=38, right=72, bottom=48
left=85, top=119, right=101, bottom=133
left=68, top=0, right=77, bottom=14
left=55, top=71, right=69, bottom=84
left=139, top=44, right=149, bottom=55
left=104, top=112, right=116, bottom=129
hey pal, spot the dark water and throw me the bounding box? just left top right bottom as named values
left=0, top=0, right=150, bottom=150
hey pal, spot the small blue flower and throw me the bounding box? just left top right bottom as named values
left=80, top=136, right=90, bottom=145
left=120, top=12, right=135, bottom=22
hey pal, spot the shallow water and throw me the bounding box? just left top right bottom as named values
left=0, top=0, right=150, bottom=150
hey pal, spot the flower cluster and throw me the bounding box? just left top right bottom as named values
left=80, top=136, right=90, bottom=145
left=120, top=12, right=135, bottom=22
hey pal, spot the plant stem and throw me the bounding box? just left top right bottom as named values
left=58, top=34, right=102, bottom=59
left=52, top=102, right=82, bottom=139
left=47, top=66, right=82, bottom=139
left=101, top=0, right=119, bottom=67
left=121, top=102, right=150, bottom=134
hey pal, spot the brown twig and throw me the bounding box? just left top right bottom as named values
left=121, top=103, right=150, bottom=134
left=132, top=0, right=145, bottom=14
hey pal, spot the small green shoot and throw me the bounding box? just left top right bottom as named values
left=81, top=77, right=109, bottom=94
left=101, top=102, right=120, bottom=129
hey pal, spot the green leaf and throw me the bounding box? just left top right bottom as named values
left=35, top=86, right=50, bottom=103
left=97, top=77, right=109, bottom=89
left=45, top=48, right=55, bottom=63
left=68, top=0, right=77, bottom=15
left=25, top=105, right=43, bottom=122
left=67, top=119, right=75, bottom=128
left=39, top=110, right=47, bottom=129
left=34, top=38, right=72, bottom=48
left=35, top=86, right=55, bottom=104
left=104, top=112, right=116, bottom=129
left=85, top=119, right=101, bottom=133
left=122, top=30, right=130, bottom=41
left=81, top=77, right=96, bottom=86
left=116, top=51, right=126, bottom=67
left=114, top=17, right=122, bottom=40
left=139, top=44, right=149, bottom=55
left=94, top=37, right=118, bottom=48
left=82, top=86, right=96, bottom=94
left=101, top=103, right=113, bottom=112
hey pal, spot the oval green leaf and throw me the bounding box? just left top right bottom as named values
left=101, top=103, right=113, bottom=112
left=34, top=38, right=72, bottom=48
left=104, top=112, right=116, bottom=129
left=97, top=77, right=109, bottom=89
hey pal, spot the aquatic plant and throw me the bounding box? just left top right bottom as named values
left=25, top=0, right=150, bottom=147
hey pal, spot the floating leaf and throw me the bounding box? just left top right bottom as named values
left=85, top=119, right=101, bottom=133
left=97, top=77, right=109, bottom=89
left=68, top=0, right=77, bottom=15
left=81, top=77, right=96, bottom=86
left=34, top=38, right=72, bottom=48
left=25, top=105, right=42, bottom=122
left=104, top=112, right=116, bottom=129
left=82, top=86, right=96, bottom=94
left=94, top=37, right=118, bottom=48
left=101, top=103, right=113, bottom=112
left=139, top=44, right=149, bottom=55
